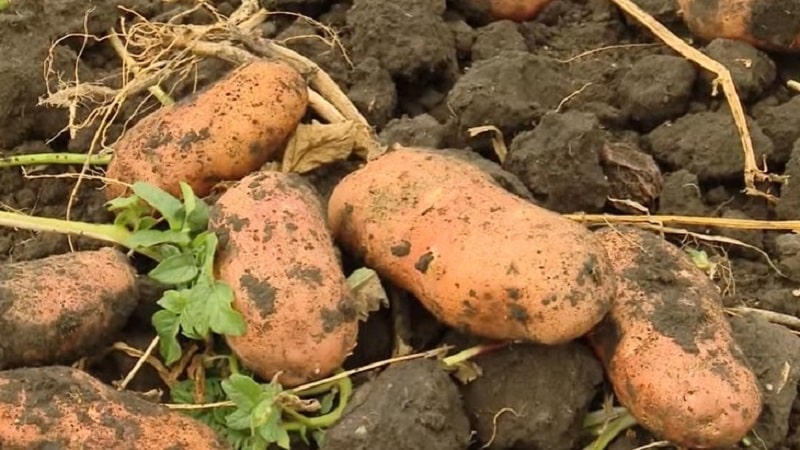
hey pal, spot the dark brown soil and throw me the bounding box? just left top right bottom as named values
left=3, top=0, right=800, bottom=449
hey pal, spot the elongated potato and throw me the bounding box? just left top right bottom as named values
left=104, top=60, right=308, bottom=200
left=209, top=170, right=358, bottom=387
left=0, top=247, right=138, bottom=370
left=327, top=146, right=616, bottom=344
left=677, top=0, right=800, bottom=52
left=587, top=226, right=762, bottom=448
left=0, top=365, right=229, bottom=449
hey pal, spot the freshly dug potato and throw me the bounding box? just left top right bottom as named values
left=104, top=60, right=308, bottom=200
left=490, top=0, right=555, bottom=21
left=327, top=146, right=616, bottom=345
left=0, top=247, right=139, bottom=370
left=677, top=0, right=800, bottom=52
left=0, top=365, right=229, bottom=449
left=587, top=226, right=762, bottom=448
left=209, top=170, right=358, bottom=387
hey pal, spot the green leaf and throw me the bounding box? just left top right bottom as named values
left=128, top=229, right=191, bottom=249
left=224, top=408, right=254, bottom=431
left=152, top=309, right=182, bottom=365
left=180, top=182, right=210, bottom=233
left=180, top=282, right=213, bottom=339
left=149, top=253, right=199, bottom=285
left=104, top=194, right=141, bottom=212
left=192, top=231, right=219, bottom=275
left=222, top=374, right=265, bottom=411
left=207, top=281, right=246, bottom=336
left=157, top=289, right=189, bottom=314
left=132, top=181, right=185, bottom=230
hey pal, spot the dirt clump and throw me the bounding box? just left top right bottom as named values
left=460, top=342, right=604, bottom=450
left=321, top=358, right=472, bottom=450
left=504, top=110, right=609, bottom=212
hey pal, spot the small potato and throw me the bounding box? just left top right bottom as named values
left=0, top=247, right=139, bottom=370
left=490, top=0, right=555, bottom=21
left=104, top=60, right=308, bottom=200
left=327, top=146, right=616, bottom=345
left=0, top=365, right=229, bottom=449
left=209, top=170, right=359, bottom=387
left=588, top=226, right=762, bottom=448
left=677, top=0, right=800, bottom=52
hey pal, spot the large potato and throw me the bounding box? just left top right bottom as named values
left=104, top=60, right=308, bottom=199
left=327, top=146, right=616, bottom=344
left=588, top=226, right=762, bottom=448
left=677, top=0, right=800, bottom=52
left=209, top=170, right=359, bottom=387
left=0, top=247, right=138, bottom=370
left=0, top=365, right=229, bottom=449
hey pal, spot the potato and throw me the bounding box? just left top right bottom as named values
left=327, top=146, right=616, bottom=344
left=587, top=226, right=762, bottom=448
left=0, top=247, right=139, bottom=370
left=490, top=0, right=555, bottom=21
left=209, top=170, right=359, bottom=387
left=677, top=0, right=800, bottom=52
left=0, top=365, right=229, bottom=449
left=104, top=60, right=308, bottom=200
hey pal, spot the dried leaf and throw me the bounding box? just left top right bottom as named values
left=346, top=267, right=389, bottom=322
left=281, top=121, right=356, bottom=174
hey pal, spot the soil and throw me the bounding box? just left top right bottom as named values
left=2, top=0, right=800, bottom=449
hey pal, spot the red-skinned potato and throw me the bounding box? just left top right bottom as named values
left=0, top=247, right=138, bottom=370
left=677, top=0, right=800, bottom=52
left=327, top=146, right=616, bottom=345
left=490, top=0, right=555, bottom=21
left=0, top=365, right=229, bottom=449
left=209, top=170, right=358, bottom=387
left=104, top=60, right=308, bottom=200
left=587, top=226, right=762, bottom=448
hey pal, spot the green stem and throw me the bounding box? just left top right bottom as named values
left=284, top=375, right=352, bottom=430
left=442, top=341, right=511, bottom=367
left=0, top=152, right=112, bottom=168
left=0, top=210, right=160, bottom=260
left=583, top=409, right=638, bottom=450
left=583, top=406, right=629, bottom=429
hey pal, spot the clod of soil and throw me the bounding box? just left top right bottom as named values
left=775, top=139, right=800, bottom=220
left=320, top=358, right=472, bottom=450
left=645, top=110, right=774, bottom=181
left=460, top=342, right=604, bottom=450
left=700, top=39, right=777, bottom=102
left=470, top=20, right=528, bottom=61
left=754, top=96, right=800, bottom=165
left=617, top=54, right=697, bottom=130
left=504, top=110, right=609, bottom=212
left=730, top=314, right=800, bottom=448
left=446, top=51, right=577, bottom=144
left=657, top=169, right=709, bottom=216
left=600, top=141, right=663, bottom=213
left=345, top=0, right=458, bottom=85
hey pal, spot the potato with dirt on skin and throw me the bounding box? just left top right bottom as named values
left=104, top=59, right=308, bottom=200
left=587, top=226, right=762, bottom=448
left=0, top=247, right=139, bottom=370
left=209, top=170, right=359, bottom=387
left=0, top=365, right=229, bottom=449
left=327, top=146, right=617, bottom=345
left=453, top=0, right=555, bottom=22
left=677, top=0, right=800, bottom=52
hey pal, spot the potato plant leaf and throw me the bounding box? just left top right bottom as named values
left=131, top=181, right=184, bottom=230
